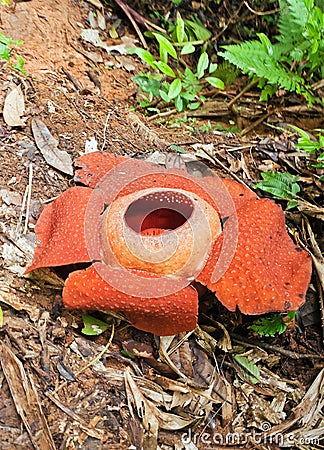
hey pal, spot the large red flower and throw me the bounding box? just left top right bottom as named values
left=26, top=152, right=312, bottom=335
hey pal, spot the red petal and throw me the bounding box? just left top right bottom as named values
left=74, top=152, right=127, bottom=188
left=198, top=198, right=312, bottom=314
left=63, top=263, right=198, bottom=335
left=26, top=187, right=104, bottom=272
left=201, top=176, right=257, bottom=216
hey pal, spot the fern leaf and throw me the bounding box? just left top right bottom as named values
left=277, top=0, right=310, bottom=44
left=219, top=38, right=304, bottom=92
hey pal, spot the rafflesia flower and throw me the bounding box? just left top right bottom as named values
left=26, top=152, right=312, bottom=335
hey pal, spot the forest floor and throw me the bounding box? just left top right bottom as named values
left=0, top=1, right=323, bottom=449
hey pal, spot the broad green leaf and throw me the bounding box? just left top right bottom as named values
left=205, top=76, right=224, bottom=89
left=286, top=200, right=298, bottom=210
left=138, top=98, right=152, bottom=108
left=209, top=62, right=218, bottom=73
left=255, top=172, right=300, bottom=202
left=153, top=32, right=178, bottom=59
left=289, top=124, right=312, bottom=140
left=188, top=101, right=201, bottom=109
left=183, top=67, right=198, bottom=84
left=196, top=52, right=209, bottom=79
left=0, top=32, right=13, bottom=45
left=132, top=75, right=161, bottom=96
left=168, top=78, right=182, bottom=99
left=181, top=43, right=195, bottom=55
left=184, top=19, right=212, bottom=41
left=159, top=89, right=171, bottom=103
left=180, top=91, right=196, bottom=101
left=159, top=46, right=168, bottom=64
left=175, top=95, right=183, bottom=112
left=233, top=355, right=260, bottom=384
left=0, top=43, right=10, bottom=61
left=82, top=315, right=109, bottom=336
left=12, top=54, right=26, bottom=74
left=127, top=47, right=156, bottom=67
left=290, top=124, right=323, bottom=154
left=170, top=144, right=186, bottom=153
left=154, top=61, right=176, bottom=77
left=176, top=13, right=185, bottom=44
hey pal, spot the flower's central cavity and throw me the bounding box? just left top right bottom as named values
left=125, top=191, right=194, bottom=235
left=102, top=187, right=221, bottom=278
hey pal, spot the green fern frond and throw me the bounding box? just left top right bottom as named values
left=219, top=37, right=304, bottom=92
left=278, top=0, right=310, bottom=41
left=210, top=61, right=239, bottom=85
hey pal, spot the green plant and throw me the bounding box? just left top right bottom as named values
left=81, top=315, right=109, bottom=336
left=255, top=171, right=301, bottom=209
left=219, top=0, right=324, bottom=104
left=233, top=355, right=260, bottom=384
left=0, top=32, right=26, bottom=73
left=249, top=312, right=296, bottom=337
left=128, top=14, right=224, bottom=112
left=290, top=125, right=324, bottom=177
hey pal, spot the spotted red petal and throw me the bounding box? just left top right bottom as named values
left=198, top=198, right=312, bottom=314
left=74, top=152, right=127, bottom=188
left=201, top=176, right=257, bottom=216
left=25, top=187, right=104, bottom=272
left=63, top=263, right=198, bottom=336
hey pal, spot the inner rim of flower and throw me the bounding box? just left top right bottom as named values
left=125, top=191, right=194, bottom=235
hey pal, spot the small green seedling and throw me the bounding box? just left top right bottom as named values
left=290, top=125, right=324, bottom=177
left=0, top=32, right=26, bottom=74
left=249, top=311, right=296, bottom=337
left=82, top=315, right=109, bottom=336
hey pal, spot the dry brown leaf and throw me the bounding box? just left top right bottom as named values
left=45, top=391, right=104, bottom=439
left=81, top=30, right=137, bottom=55
left=2, top=232, right=34, bottom=275
left=0, top=284, right=40, bottom=322
left=31, top=118, right=73, bottom=175
left=0, top=340, right=56, bottom=450
left=125, top=369, right=197, bottom=433
left=0, top=188, right=22, bottom=206
left=191, top=143, right=215, bottom=164
left=125, top=368, right=159, bottom=437
left=114, top=55, right=136, bottom=71
left=256, top=368, right=324, bottom=446
left=96, top=9, right=106, bottom=30
left=165, top=153, right=187, bottom=171
left=3, top=85, right=26, bottom=127
left=128, top=112, right=167, bottom=146
left=195, top=323, right=232, bottom=355
left=85, top=0, right=103, bottom=9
